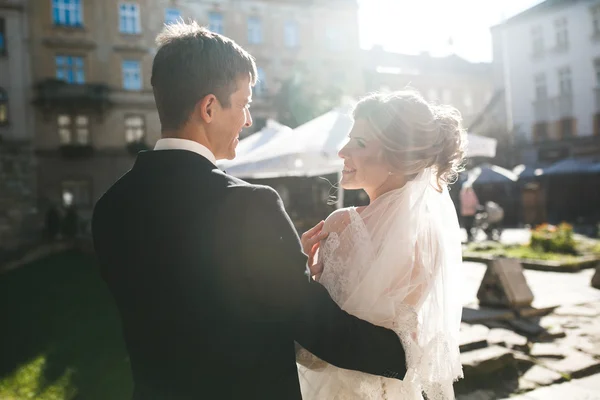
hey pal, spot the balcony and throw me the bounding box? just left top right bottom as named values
left=33, top=79, right=112, bottom=116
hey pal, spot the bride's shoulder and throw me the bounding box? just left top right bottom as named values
left=323, top=207, right=354, bottom=234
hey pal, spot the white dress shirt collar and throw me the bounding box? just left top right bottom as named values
left=154, top=138, right=217, bottom=166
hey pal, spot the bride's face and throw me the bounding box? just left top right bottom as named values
left=338, top=119, right=391, bottom=193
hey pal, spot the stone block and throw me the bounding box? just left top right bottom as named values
left=554, top=305, right=600, bottom=318
left=488, top=328, right=528, bottom=351
left=542, top=349, right=600, bottom=379
left=477, top=258, right=534, bottom=309
left=460, top=324, right=490, bottom=352
left=529, top=342, right=567, bottom=359
left=592, top=267, right=600, bottom=289
left=462, top=307, right=515, bottom=324
left=461, top=345, right=516, bottom=376
left=520, top=365, right=563, bottom=386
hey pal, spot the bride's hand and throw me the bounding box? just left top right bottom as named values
left=301, top=221, right=328, bottom=271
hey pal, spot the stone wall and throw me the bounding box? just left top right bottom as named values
left=0, top=140, right=38, bottom=251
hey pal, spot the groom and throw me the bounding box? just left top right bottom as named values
left=92, top=21, right=407, bottom=399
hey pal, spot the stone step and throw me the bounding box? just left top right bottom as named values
left=460, top=324, right=490, bottom=353
left=519, top=365, right=564, bottom=387
left=538, top=349, right=600, bottom=379
left=461, top=345, right=516, bottom=377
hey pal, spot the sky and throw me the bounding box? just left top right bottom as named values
left=358, top=0, right=545, bottom=63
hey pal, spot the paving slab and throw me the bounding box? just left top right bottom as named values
left=540, top=349, right=600, bottom=379
left=529, top=342, right=568, bottom=359
left=460, top=324, right=490, bottom=352
left=520, top=365, right=564, bottom=386
left=461, top=345, right=516, bottom=376
left=502, top=374, right=600, bottom=400
left=487, top=328, right=528, bottom=351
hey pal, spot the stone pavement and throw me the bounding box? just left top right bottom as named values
left=457, top=300, right=600, bottom=398
left=461, top=262, right=600, bottom=309
left=501, top=373, right=600, bottom=399
left=456, top=254, right=600, bottom=399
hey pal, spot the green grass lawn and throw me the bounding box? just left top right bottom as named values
left=0, top=250, right=132, bottom=400
left=463, top=237, right=600, bottom=264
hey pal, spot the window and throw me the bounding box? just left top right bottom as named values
left=531, top=25, right=544, bottom=55
left=595, top=59, right=600, bottom=87
left=0, top=88, right=7, bottom=126
left=125, top=115, right=145, bottom=143
left=248, top=17, right=262, bottom=44
left=0, top=18, right=6, bottom=56
left=58, top=114, right=90, bottom=145
left=558, top=67, right=572, bottom=94
left=61, top=180, right=91, bottom=207
left=119, top=3, right=141, bottom=34
left=209, top=12, right=223, bottom=34
left=284, top=20, right=299, bottom=48
left=534, top=73, right=547, bottom=99
left=255, top=67, right=266, bottom=96
left=554, top=18, right=569, bottom=49
left=592, top=5, right=600, bottom=36
left=52, top=0, right=83, bottom=27
left=122, top=60, right=142, bottom=91
left=165, top=8, right=180, bottom=25
left=55, top=56, right=85, bottom=84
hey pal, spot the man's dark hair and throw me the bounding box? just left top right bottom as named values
left=151, top=21, right=257, bottom=131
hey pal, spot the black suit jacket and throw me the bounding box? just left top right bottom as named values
left=92, top=150, right=407, bottom=399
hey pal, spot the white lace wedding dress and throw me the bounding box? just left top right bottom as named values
left=297, top=169, right=464, bottom=400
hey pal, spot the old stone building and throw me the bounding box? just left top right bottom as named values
left=28, top=0, right=363, bottom=228
left=0, top=0, right=37, bottom=250
left=362, top=47, right=494, bottom=128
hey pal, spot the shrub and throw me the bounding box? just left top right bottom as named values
left=530, top=223, right=577, bottom=254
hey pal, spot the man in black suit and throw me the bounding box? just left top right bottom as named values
left=92, top=21, right=407, bottom=399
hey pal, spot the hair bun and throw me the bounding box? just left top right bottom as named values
left=432, top=104, right=466, bottom=186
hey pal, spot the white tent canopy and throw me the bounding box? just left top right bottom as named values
left=222, top=107, right=498, bottom=180
left=222, top=104, right=354, bottom=179
left=217, top=119, right=292, bottom=171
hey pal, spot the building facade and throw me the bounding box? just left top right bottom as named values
left=362, top=47, right=494, bottom=128
left=28, top=0, right=363, bottom=227
left=491, top=0, right=600, bottom=165
left=0, top=0, right=37, bottom=250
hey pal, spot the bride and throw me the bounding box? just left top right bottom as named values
left=297, top=90, right=465, bottom=400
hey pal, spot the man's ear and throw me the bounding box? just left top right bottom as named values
left=196, top=94, right=218, bottom=123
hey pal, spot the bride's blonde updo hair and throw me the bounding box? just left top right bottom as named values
left=353, top=89, right=466, bottom=188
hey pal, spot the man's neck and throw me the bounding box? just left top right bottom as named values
left=162, top=128, right=215, bottom=154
